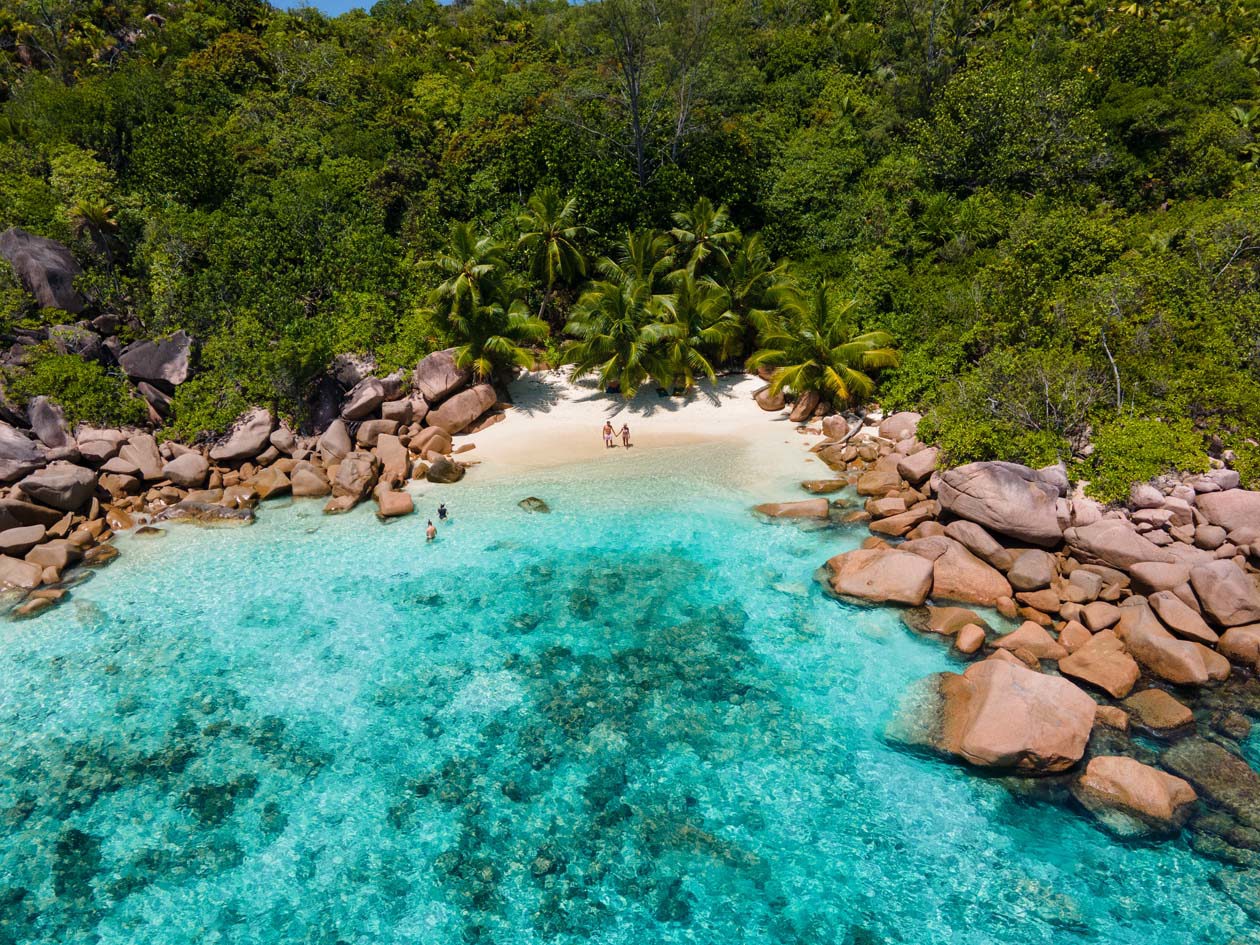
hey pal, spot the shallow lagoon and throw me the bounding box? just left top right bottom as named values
left=0, top=444, right=1252, bottom=943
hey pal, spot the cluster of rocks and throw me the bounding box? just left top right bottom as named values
left=0, top=347, right=501, bottom=620
left=763, top=409, right=1260, bottom=853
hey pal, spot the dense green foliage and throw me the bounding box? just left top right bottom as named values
left=2, top=0, right=1258, bottom=490
left=1084, top=415, right=1209, bottom=504
left=6, top=347, right=148, bottom=426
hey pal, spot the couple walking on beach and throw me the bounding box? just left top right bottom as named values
left=603, top=421, right=631, bottom=448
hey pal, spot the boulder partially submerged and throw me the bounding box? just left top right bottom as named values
left=888, top=660, right=1096, bottom=774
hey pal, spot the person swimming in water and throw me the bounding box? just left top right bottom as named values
left=620, top=423, right=631, bottom=447
left=426, top=520, right=437, bottom=541
left=438, top=503, right=448, bottom=521
left=602, top=421, right=615, bottom=448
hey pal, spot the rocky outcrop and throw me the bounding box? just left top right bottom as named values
left=324, top=451, right=380, bottom=513
left=427, top=383, right=497, bottom=435
left=1194, top=489, right=1260, bottom=533
left=1218, top=625, right=1260, bottom=671
left=162, top=452, right=209, bottom=489
left=27, top=397, right=69, bottom=449
left=1162, top=738, right=1260, bottom=831
left=412, top=348, right=470, bottom=404
left=373, top=483, right=413, bottom=518
left=290, top=461, right=331, bottom=497
left=1072, top=756, right=1196, bottom=836
left=153, top=501, right=254, bottom=526
left=888, top=660, right=1095, bottom=774
left=318, top=419, right=352, bottom=464
left=0, top=423, right=49, bottom=483
left=754, top=386, right=785, bottom=412
left=1189, top=560, right=1260, bottom=628
left=878, top=411, right=921, bottom=442
left=209, top=408, right=274, bottom=464
left=1123, top=688, right=1194, bottom=731
left=0, top=227, right=85, bottom=312
left=118, top=330, right=194, bottom=387
left=18, top=462, right=95, bottom=511
left=425, top=455, right=465, bottom=484
left=826, top=547, right=934, bottom=606
left=928, top=540, right=1012, bottom=606
left=936, top=462, right=1065, bottom=547
left=1058, top=629, right=1139, bottom=698
left=1064, top=519, right=1175, bottom=571
left=754, top=499, right=830, bottom=520
left=1113, top=601, right=1209, bottom=685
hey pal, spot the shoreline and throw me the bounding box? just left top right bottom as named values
left=468, top=371, right=816, bottom=487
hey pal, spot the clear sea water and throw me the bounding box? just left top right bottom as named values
left=0, top=443, right=1252, bottom=944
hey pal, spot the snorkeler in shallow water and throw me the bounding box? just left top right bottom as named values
left=426, top=520, right=437, bottom=541
left=438, top=503, right=448, bottom=521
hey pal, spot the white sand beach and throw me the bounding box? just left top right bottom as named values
left=464, top=371, right=825, bottom=489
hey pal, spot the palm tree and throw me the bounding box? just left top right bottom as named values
left=650, top=272, right=739, bottom=392
left=423, top=222, right=509, bottom=323
left=596, top=229, right=676, bottom=292
left=516, top=187, right=588, bottom=323
left=449, top=298, right=550, bottom=382
left=422, top=222, right=548, bottom=382
left=561, top=278, right=667, bottom=397
left=746, top=282, right=900, bottom=407
left=669, top=197, right=740, bottom=278
left=703, top=233, right=789, bottom=362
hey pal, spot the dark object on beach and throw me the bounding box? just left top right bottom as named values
left=518, top=497, right=550, bottom=513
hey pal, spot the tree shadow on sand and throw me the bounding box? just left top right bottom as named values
left=507, top=370, right=750, bottom=419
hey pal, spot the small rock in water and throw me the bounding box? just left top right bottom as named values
left=134, top=526, right=165, bottom=538
left=518, top=496, right=550, bottom=513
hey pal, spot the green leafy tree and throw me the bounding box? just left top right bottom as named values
left=650, top=271, right=738, bottom=390
left=747, top=283, right=900, bottom=407
left=669, top=196, right=739, bottom=277
left=562, top=277, right=666, bottom=397
left=516, top=186, right=588, bottom=323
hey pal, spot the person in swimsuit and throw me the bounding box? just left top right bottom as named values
left=602, top=421, right=615, bottom=448
left=620, top=423, right=631, bottom=447
left=438, top=503, right=448, bottom=521
left=426, top=520, right=437, bottom=541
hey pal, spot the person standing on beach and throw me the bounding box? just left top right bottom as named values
left=426, top=520, right=437, bottom=541
left=620, top=423, right=631, bottom=447
left=602, top=421, right=615, bottom=448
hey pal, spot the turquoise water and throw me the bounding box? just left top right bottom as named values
left=0, top=444, right=1251, bottom=944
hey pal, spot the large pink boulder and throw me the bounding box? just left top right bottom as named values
left=1195, top=489, right=1260, bottom=533
left=1113, top=601, right=1208, bottom=685
left=896, top=447, right=938, bottom=485
left=0, top=227, right=85, bottom=312
left=929, top=539, right=1013, bottom=606
left=878, top=411, right=921, bottom=442
left=412, top=348, right=470, bottom=404
left=889, top=660, right=1096, bottom=774
left=1218, top=625, right=1260, bottom=671
left=1063, top=519, right=1175, bottom=571
left=825, top=547, right=934, bottom=606
left=1148, top=590, right=1217, bottom=644
left=1190, top=560, right=1260, bottom=628
left=209, top=408, right=275, bottom=463
left=427, top=383, right=497, bottom=435
left=754, top=499, right=830, bottom=520
left=936, top=462, right=1065, bottom=547
left=1072, top=756, right=1196, bottom=836
left=1058, top=629, right=1140, bottom=698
